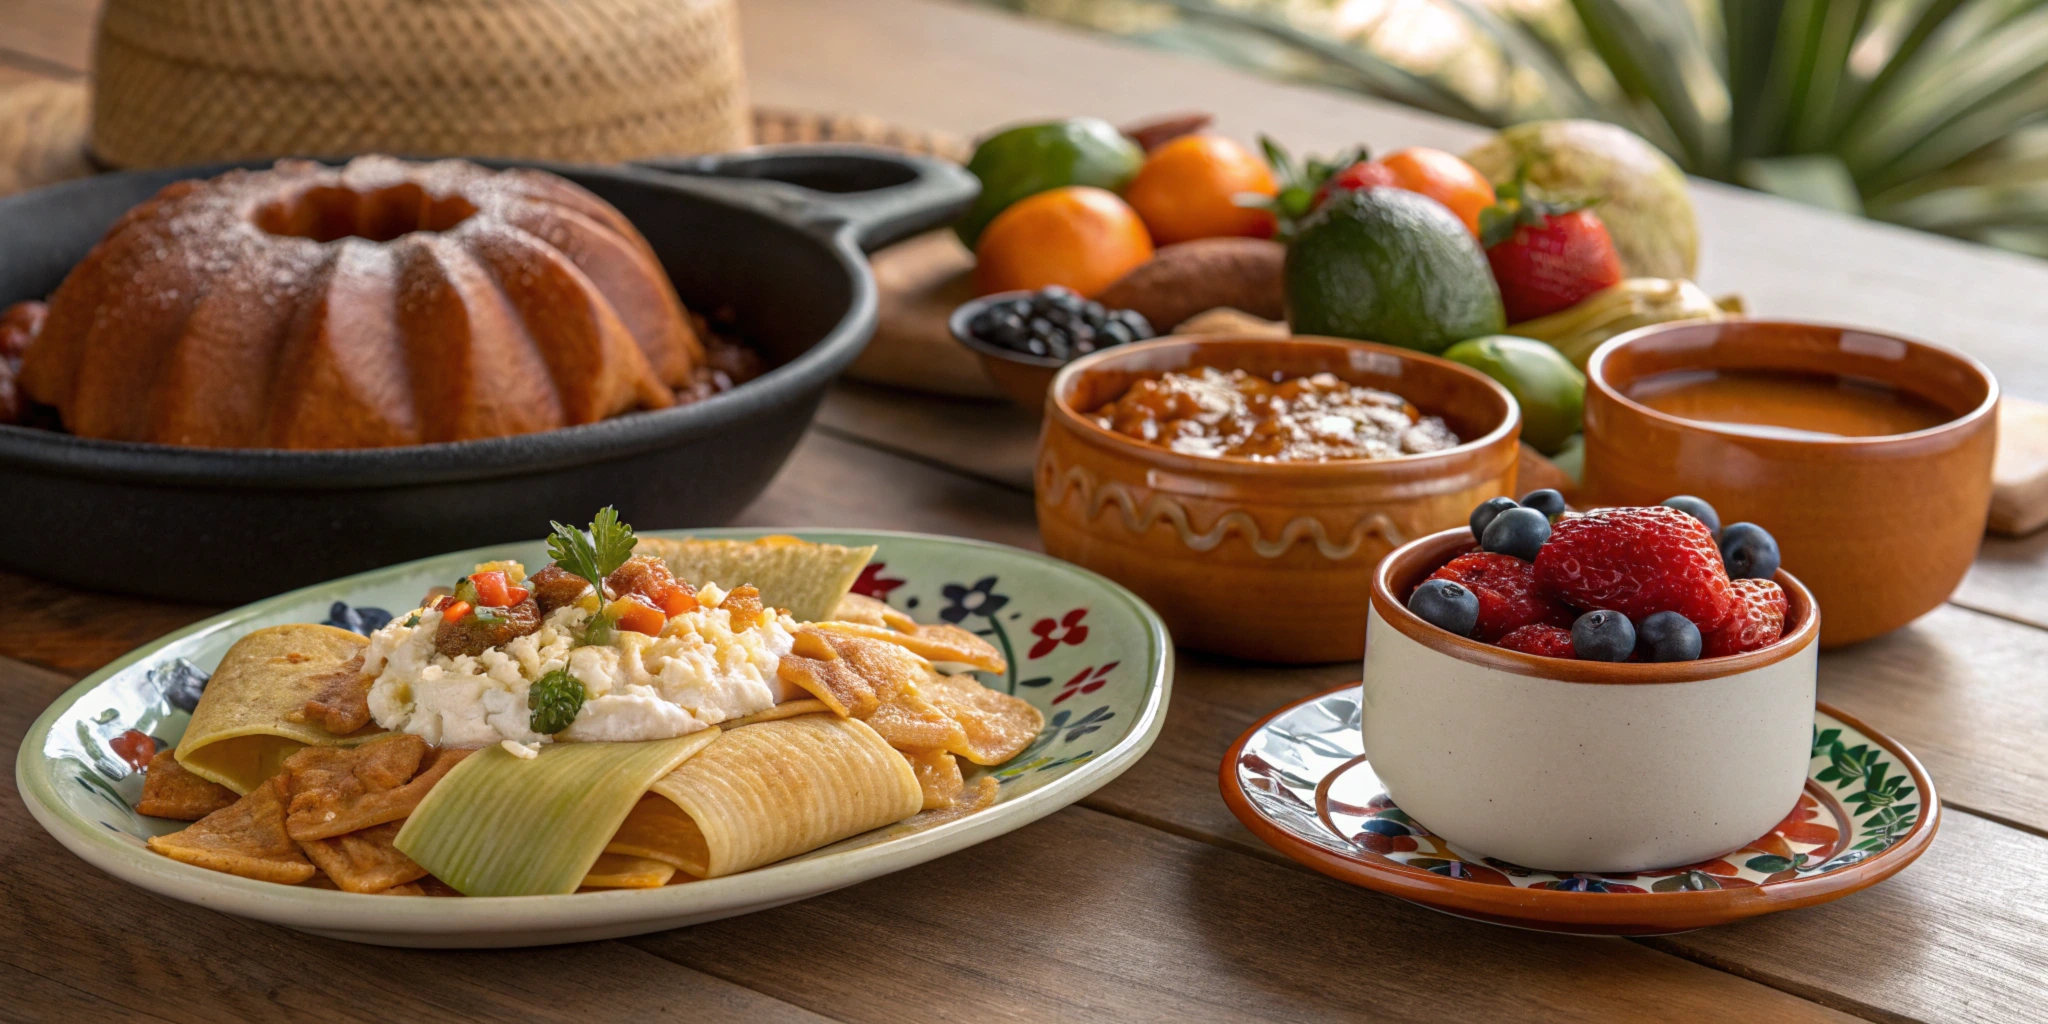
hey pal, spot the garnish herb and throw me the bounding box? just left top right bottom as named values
left=546, top=507, right=636, bottom=593
left=528, top=669, right=587, bottom=735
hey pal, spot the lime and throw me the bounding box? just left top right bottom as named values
left=1284, top=189, right=1504, bottom=353
left=1441, top=335, right=1585, bottom=454
left=956, top=118, right=1144, bottom=250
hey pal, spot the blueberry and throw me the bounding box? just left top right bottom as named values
left=1662, top=495, right=1722, bottom=537
left=1025, top=337, right=1049, bottom=357
left=985, top=312, right=1027, bottom=348
left=1481, top=506, right=1551, bottom=561
left=1112, top=309, right=1155, bottom=339
left=1469, top=496, right=1518, bottom=541
left=1571, top=610, right=1636, bottom=662
left=1099, top=321, right=1134, bottom=347
left=1408, top=579, right=1480, bottom=637
left=1636, top=611, right=1702, bottom=662
left=1519, top=488, right=1567, bottom=520
left=1081, top=301, right=1108, bottom=327
left=1004, top=298, right=1034, bottom=318
left=1719, top=522, right=1781, bottom=580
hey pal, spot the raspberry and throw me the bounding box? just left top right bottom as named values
left=1533, top=507, right=1735, bottom=630
left=1497, top=624, right=1576, bottom=658
left=1702, top=578, right=1788, bottom=657
left=1429, top=552, right=1575, bottom=642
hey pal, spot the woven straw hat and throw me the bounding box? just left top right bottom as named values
left=91, top=0, right=751, bottom=168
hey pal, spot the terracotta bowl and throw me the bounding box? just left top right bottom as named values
left=1037, top=335, right=1521, bottom=663
left=1582, top=320, right=1999, bottom=648
left=1365, top=528, right=1821, bottom=873
left=948, top=291, right=1065, bottom=409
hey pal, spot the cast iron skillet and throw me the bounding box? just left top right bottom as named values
left=0, top=147, right=978, bottom=603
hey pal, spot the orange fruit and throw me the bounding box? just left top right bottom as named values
left=973, top=185, right=1155, bottom=298
left=1376, top=147, right=1496, bottom=235
left=1122, top=134, right=1279, bottom=245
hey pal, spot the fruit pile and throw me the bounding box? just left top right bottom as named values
left=964, top=286, right=1156, bottom=360
left=1406, top=492, right=1787, bottom=662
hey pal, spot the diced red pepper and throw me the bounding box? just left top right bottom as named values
left=652, top=582, right=699, bottom=616
left=612, top=594, right=667, bottom=636
left=442, top=600, right=474, bottom=625
left=111, top=729, right=156, bottom=772
left=469, top=570, right=520, bottom=608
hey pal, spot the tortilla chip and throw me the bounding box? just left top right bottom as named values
left=284, top=738, right=470, bottom=841
left=833, top=593, right=893, bottom=627
left=777, top=628, right=966, bottom=750
left=606, top=794, right=706, bottom=873
left=290, top=653, right=372, bottom=735
left=636, top=535, right=876, bottom=623
left=812, top=620, right=1007, bottom=673
left=376, top=882, right=427, bottom=896
left=147, top=777, right=317, bottom=884
left=901, top=748, right=965, bottom=811
left=920, top=775, right=999, bottom=828
left=721, top=584, right=767, bottom=630
left=136, top=749, right=238, bottom=820
left=921, top=672, right=1045, bottom=766
left=725, top=699, right=830, bottom=728
left=581, top=852, right=677, bottom=889
left=297, top=821, right=427, bottom=894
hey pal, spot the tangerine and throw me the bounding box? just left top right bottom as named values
left=1374, top=147, right=1496, bottom=235
left=973, top=186, right=1155, bottom=298
left=1122, top=134, right=1278, bottom=245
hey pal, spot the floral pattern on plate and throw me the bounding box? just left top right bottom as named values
left=1227, top=685, right=1938, bottom=933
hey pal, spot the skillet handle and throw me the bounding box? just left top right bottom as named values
left=636, top=145, right=979, bottom=253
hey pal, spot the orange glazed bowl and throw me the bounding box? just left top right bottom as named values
left=1583, top=320, right=1998, bottom=648
left=1037, top=335, right=1521, bottom=663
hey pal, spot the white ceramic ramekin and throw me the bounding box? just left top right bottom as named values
left=1362, top=528, right=1819, bottom=873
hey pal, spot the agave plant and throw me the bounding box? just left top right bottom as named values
left=981, top=0, right=2048, bottom=256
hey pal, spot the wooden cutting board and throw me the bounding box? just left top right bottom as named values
left=850, top=230, right=1001, bottom=398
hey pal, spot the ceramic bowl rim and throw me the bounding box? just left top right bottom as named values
left=1586, top=318, right=2001, bottom=449
left=947, top=289, right=1071, bottom=371
left=14, top=527, right=1175, bottom=940
left=1370, top=527, right=1819, bottom=684
left=1045, top=334, right=1523, bottom=479
left=1218, top=683, right=1940, bottom=932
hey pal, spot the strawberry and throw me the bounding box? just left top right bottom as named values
left=1479, top=176, right=1622, bottom=323
left=1429, top=552, right=1575, bottom=642
left=1702, top=578, right=1788, bottom=657
left=1497, top=624, right=1576, bottom=659
left=1310, top=159, right=1398, bottom=210
left=1534, top=507, right=1735, bottom=630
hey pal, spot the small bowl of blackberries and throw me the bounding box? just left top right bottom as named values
left=1398, top=490, right=1809, bottom=666
left=951, top=287, right=1156, bottom=409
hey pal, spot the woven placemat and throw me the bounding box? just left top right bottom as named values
left=0, top=77, right=968, bottom=198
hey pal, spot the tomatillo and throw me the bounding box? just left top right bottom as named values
left=956, top=118, right=1144, bottom=250
left=1440, top=334, right=1585, bottom=454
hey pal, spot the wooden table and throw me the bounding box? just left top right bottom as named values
left=4, top=1, right=2047, bottom=1021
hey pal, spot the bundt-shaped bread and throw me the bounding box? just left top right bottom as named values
left=18, top=156, right=705, bottom=448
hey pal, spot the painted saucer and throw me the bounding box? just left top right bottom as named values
left=1220, top=684, right=1938, bottom=935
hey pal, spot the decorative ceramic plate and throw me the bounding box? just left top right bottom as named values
left=18, top=529, right=1172, bottom=948
left=1222, top=684, right=1937, bottom=935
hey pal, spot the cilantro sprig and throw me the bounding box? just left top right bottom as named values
left=546, top=507, right=636, bottom=592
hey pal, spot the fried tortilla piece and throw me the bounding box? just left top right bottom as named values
left=812, top=620, right=1007, bottom=673
left=136, top=749, right=238, bottom=820
left=832, top=593, right=893, bottom=627
left=901, top=748, right=965, bottom=811
left=921, top=672, right=1045, bottom=765
left=290, top=653, right=372, bottom=735
left=776, top=628, right=966, bottom=750
left=146, top=777, right=317, bottom=884
left=297, top=821, right=428, bottom=894
left=725, top=699, right=830, bottom=728
left=636, top=535, right=876, bottom=623
left=720, top=584, right=767, bottom=630
left=284, top=737, right=471, bottom=841
left=914, top=775, right=1000, bottom=829
left=376, top=882, right=427, bottom=896
left=581, top=852, right=677, bottom=889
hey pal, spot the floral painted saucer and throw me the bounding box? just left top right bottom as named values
left=1221, top=684, right=1938, bottom=935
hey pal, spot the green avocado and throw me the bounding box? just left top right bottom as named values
left=1284, top=189, right=1504, bottom=354
left=1441, top=335, right=1586, bottom=454
left=955, top=118, right=1144, bottom=250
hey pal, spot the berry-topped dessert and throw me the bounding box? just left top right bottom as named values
left=1407, top=491, right=1788, bottom=662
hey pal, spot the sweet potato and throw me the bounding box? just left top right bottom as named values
left=1096, top=237, right=1285, bottom=333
